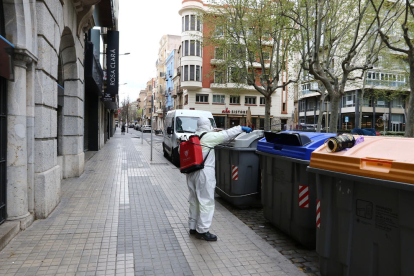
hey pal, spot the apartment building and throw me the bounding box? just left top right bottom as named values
left=178, top=0, right=294, bottom=130
left=154, top=35, right=181, bottom=130
left=297, top=68, right=409, bottom=132
left=144, top=78, right=155, bottom=125
left=137, top=90, right=147, bottom=124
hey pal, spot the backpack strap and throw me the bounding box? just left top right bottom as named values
left=199, top=132, right=208, bottom=140
left=198, top=132, right=211, bottom=167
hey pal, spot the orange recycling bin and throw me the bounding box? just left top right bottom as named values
left=308, top=136, right=414, bottom=276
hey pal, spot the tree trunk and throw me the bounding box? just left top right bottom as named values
left=329, top=94, right=341, bottom=133
left=359, top=75, right=366, bottom=128
left=264, top=94, right=272, bottom=131
left=405, top=60, right=414, bottom=137
left=316, top=93, right=327, bottom=133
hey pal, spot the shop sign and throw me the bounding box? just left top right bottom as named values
left=222, top=107, right=247, bottom=114
left=106, top=31, right=119, bottom=95
left=103, top=92, right=115, bottom=102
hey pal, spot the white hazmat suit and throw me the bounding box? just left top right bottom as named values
left=186, top=117, right=243, bottom=234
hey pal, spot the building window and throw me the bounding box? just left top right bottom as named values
left=184, top=65, right=188, bottom=81
left=213, top=95, right=225, bottom=104
left=185, top=15, right=189, bottom=31
left=215, top=26, right=224, bottom=36
left=283, top=103, right=286, bottom=111
left=197, top=17, right=201, bottom=31
left=190, top=65, right=195, bottom=81
left=196, top=41, right=201, bottom=57
left=299, top=100, right=306, bottom=112
left=191, top=15, right=196, bottom=30
left=214, top=71, right=225, bottom=84
left=230, top=95, right=240, bottom=104
left=196, top=66, right=201, bottom=81
left=342, top=92, right=356, bottom=108
left=190, top=40, right=195, bottom=55
left=375, top=97, right=387, bottom=107
left=262, top=51, right=270, bottom=61
left=391, top=96, right=404, bottom=108
left=196, top=94, right=209, bottom=103
left=215, top=47, right=223, bottom=59
left=184, top=41, right=189, bottom=56
left=245, top=96, right=256, bottom=105
left=185, top=94, right=188, bottom=105
left=229, top=67, right=246, bottom=83
left=260, top=97, right=265, bottom=105
left=182, top=17, right=184, bottom=32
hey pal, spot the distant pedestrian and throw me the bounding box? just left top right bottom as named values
left=121, top=123, right=126, bottom=135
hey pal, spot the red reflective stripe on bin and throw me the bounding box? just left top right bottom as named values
left=316, top=199, right=321, bottom=229
left=232, top=165, right=238, bottom=181
left=298, top=185, right=309, bottom=209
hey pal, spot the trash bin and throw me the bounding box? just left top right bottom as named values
left=308, top=136, right=414, bottom=276
left=215, top=130, right=264, bottom=208
left=257, top=131, right=336, bottom=248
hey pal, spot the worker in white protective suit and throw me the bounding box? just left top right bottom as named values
left=187, top=117, right=252, bottom=241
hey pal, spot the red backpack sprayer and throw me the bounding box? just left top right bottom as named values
left=179, top=132, right=213, bottom=174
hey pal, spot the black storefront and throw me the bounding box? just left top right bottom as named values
left=0, top=0, right=14, bottom=225
left=84, top=30, right=103, bottom=152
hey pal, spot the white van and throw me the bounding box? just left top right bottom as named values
left=163, top=109, right=216, bottom=165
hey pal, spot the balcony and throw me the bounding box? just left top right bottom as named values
left=365, top=71, right=408, bottom=89
left=181, top=81, right=202, bottom=90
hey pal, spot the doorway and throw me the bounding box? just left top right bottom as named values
left=230, top=118, right=240, bottom=127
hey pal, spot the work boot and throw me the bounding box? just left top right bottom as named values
left=195, top=231, right=217, bottom=241
left=189, top=229, right=196, bottom=235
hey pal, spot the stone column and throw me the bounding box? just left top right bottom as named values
left=7, top=54, right=31, bottom=220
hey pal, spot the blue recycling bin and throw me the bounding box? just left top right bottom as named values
left=256, top=131, right=336, bottom=248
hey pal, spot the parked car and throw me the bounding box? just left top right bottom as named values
left=134, top=124, right=141, bottom=131
left=128, top=124, right=135, bottom=128
left=142, top=125, right=151, bottom=133
left=163, top=109, right=216, bottom=166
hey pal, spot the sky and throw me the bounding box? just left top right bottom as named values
left=118, top=0, right=183, bottom=103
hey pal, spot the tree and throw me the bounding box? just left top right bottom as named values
left=202, top=0, right=300, bottom=131
left=370, top=0, right=414, bottom=137
left=120, top=96, right=131, bottom=126
left=286, top=0, right=384, bottom=133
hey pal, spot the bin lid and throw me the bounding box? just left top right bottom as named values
left=309, top=136, right=414, bottom=184
left=222, top=130, right=264, bottom=148
left=257, top=131, right=337, bottom=161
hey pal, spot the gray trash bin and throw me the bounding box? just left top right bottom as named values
left=215, top=130, right=264, bottom=208
left=308, top=136, right=414, bottom=276
left=256, top=131, right=336, bottom=248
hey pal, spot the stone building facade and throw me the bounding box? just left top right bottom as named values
left=0, top=0, right=116, bottom=241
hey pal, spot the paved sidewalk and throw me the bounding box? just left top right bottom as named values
left=0, top=131, right=304, bottom=276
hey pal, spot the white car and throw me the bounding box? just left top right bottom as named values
left=141, top=125, right=151, bottom=133
left=163, top=109, right=216, bottom=166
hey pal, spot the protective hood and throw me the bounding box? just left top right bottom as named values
left=196, top=117, right=213, bottom=133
